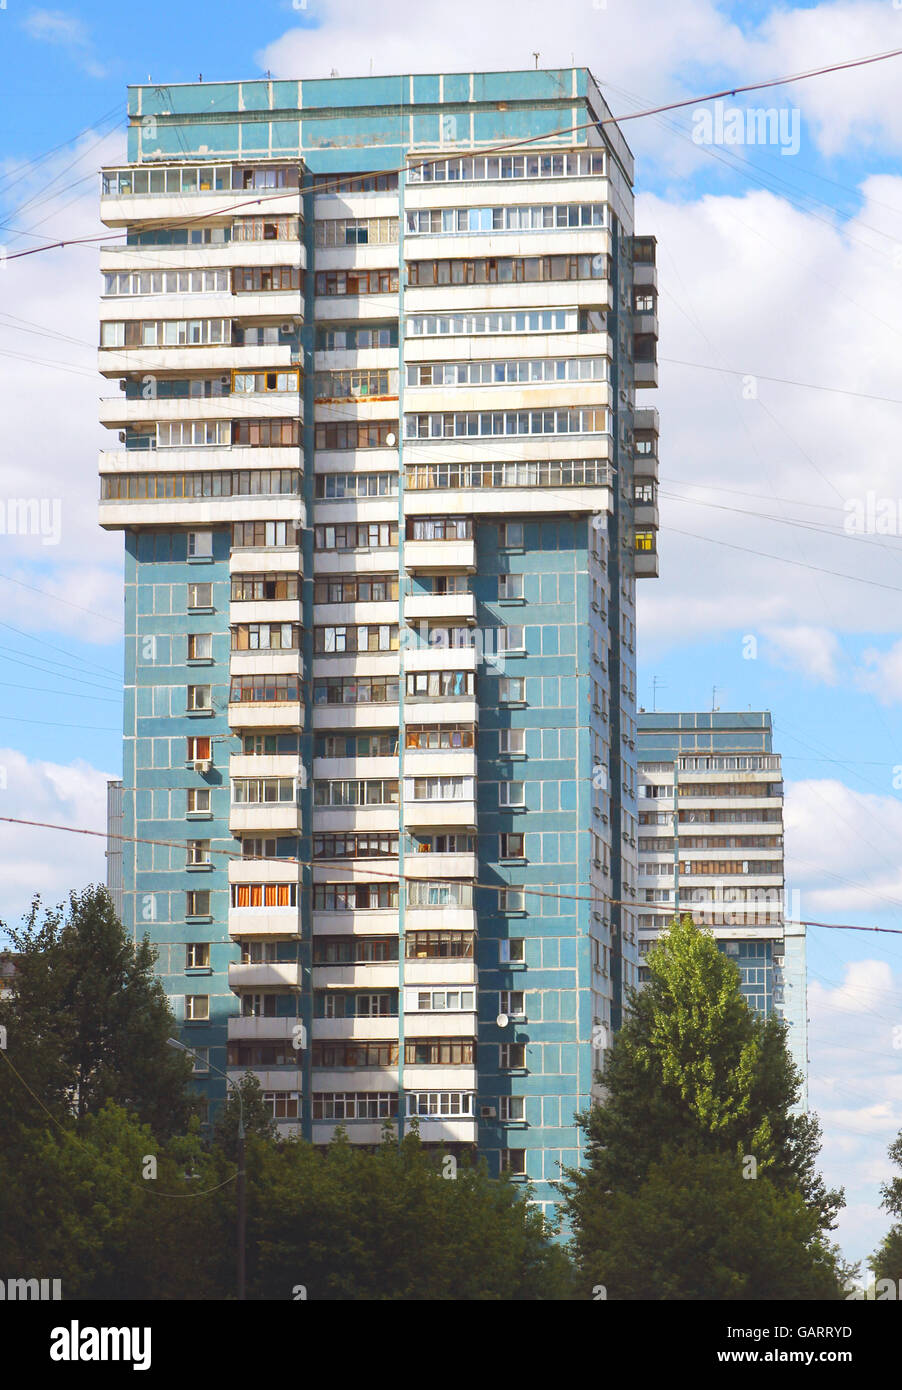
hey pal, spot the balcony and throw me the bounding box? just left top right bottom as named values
left=403, top=959, right=476, bottom=986
left=228, top=961, right=302, bottom=989
left=404, top=539, right=476, bottom=573
left=226, top=1015, right=301, bottom=1041
left=404, top=592, right=476, bottom=625
left=635, top=547, right=659, bottom=579
left=313, top=1017, right=400, bottom=1041
left=311, top=963, right=400, bottom=990
left=229, top=803, right=302, bottom=834
left=403, top=799, right=478, bottom=832
left=228, top=701, right=304, bottom=732
left=228, top=907, right=301, bottom=938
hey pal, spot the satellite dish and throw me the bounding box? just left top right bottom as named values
left=386, top=432, right=397, bottom=447
left=496, top=1013, right=509, bottom=1029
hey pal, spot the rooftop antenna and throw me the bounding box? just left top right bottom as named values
left=711, top=685, right=721, bottom=713
left=533, top=51, right=540, bottom=69
left=651, top=675, right=666, bottom=712
left=330, top=67, right=339, bottom=78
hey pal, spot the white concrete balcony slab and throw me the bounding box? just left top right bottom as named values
left=226, top=1015, right=301, bottom=1041
left=404, top=592, right=476, bottom=624
left=228, top=600, right=302, bottom=625
left=229, top=804, right=303, bottom=834
left=311, top=600, right=398, bottom=626
left=403, top=960, right=476, bottom=986
left=633, top=262, right=658, bottom=289
left=405, top=906, right=476, bottom=934
left=313, top=755, right=398, bottom=779
left=402, top=329, right=612, bottom=366
left=403, top=853, right=476, bottom=880
left=312, top=548, right=401, bottom=575
left=227, top=702, right=303, bottom=732
left=312, top=1121, right=397, bottom=1145
left=402, top=1066, right=476, bottom=1091
left=404, top=279, right=611, bottom=314
left=403, top=800, right=477, bottom=832
left=229, top=652, right=303, bottom=678
left=314, top=499, right=397, bottom=526
left=313, top=1017, right=400, bottom=1041
left=228, top=961, right=302, bottom=989
left=403, top=226, right=612, bottom=263
left=311, top=1068, right=401, bottom=1093
left=402, top=1116, right=477, bottom=1144
left=226, top=1069, right=303, bottom=1092
left=314, top=295, right=400, bottom=322
left=403, top=749, right=476, bottom=779
left=312, top=807, right=399, bottom=834
left=312, top=704, right=400, bottom=730
left=228, top=857, right=300, bottom=885
left=403, top=647, right=477, bottom=674
left=98, top=345, right=296, bottom=378
left=228, top=907, right=301, bottom=938
left=402, top=699, right=478, bottom=725
left=100, top=192, right=303, bottom=225
left=229, top=547, right=302, bottom=573
left=403, top=176, right=610, bottom=211
left=406, top=380, right=612, bottom=417
left=634, top=360, right=658, bottom=388
left=99, top=395, right=303, bottom=428
left=634, top=549, right=658, bottom=578
left=312, top=963, right=400, bottom=990
left=229, top=754, right=302, bottom=780
left=312, top=910, right=399, bottom=936
left=403, top=539, right=476, bottom=573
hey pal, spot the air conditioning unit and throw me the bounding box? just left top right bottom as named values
left=280, top=321, right=295, bottom=334
left=118, top=431, right=126, bottom=443
left=480, top=1106, right=497, bottom=1119
left=118, top=379, right=127, bottom=391
left=193, top=760, right=211, bottom=773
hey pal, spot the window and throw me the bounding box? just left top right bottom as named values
left=187, top=685, right=212, bottom=712
left=187, top=788, right=211, bottom=813
left=188, top=633, right=212, bottom=660
left=186, top=736, right=211, bottom=761
left=230, top=675, right=302, bottom=704
left=498, top=888, right=525, bottom=913
left=499, top=1096, right=524, bottom=1122
left=498, top=782, right=525, bottom=808
left=188, top=530, right=213, bottom=558
left=263, top=1092, right=301, bottom=1120
left=499, top=938, right=525, bottom=964
left=233, top=778, right=297, bottom=805
left=406, top=1092, right=474, bottom=1118
left=231, top=884, right=298, bottom=908
left=190, top=1046, right=210, bottom=1073
left=187, top=582, right=213, bottom=609
left=313, top=780, right=399, bottom=808
left=405, top=931, right=474, bottom=959
left=499, top=832, right=524, bottom=859
left=499, top=990, right=524, bottom=1016
left=500, top=523, right=523, bottom=548
left=185, top=995, right=209, bottom=1021
left=185, top=942, right=210, bottom=968
left=499, top=1043, right=526, bottom=1069
left=187, top=840, right=211, bottom=867
left=403, top=1039, right=474, bottom=1066
left=499, top=677, right=525, bottom=703
left=186, top=890, right=210, bottom=917
left=312, top=1092, right=399, bottom=1120
left=409, top=988, right=476, bottom=1011
left=498, top=573, right=524, bottom=600
left=405, top=670, right=474, bottom=699
left=498, top=729, right=525, bottom=757
left=501, top=1148, right=526, bottom=1176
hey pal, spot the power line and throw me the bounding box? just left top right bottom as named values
left=668, top=528, right=902, bottom=593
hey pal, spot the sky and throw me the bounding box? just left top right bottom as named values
left=2, top=0, right=902, bottom=1272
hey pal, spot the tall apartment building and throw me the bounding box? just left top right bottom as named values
left=637, top=712, right=807, bottom=1103
left=98, top=68, right=659, bottom=1213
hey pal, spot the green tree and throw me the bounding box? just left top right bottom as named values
left=574, top=1150, right=846, bottom=1300
left=246, top=1124, right=574, bottom=1300
left=0, top=886, right=195, bottom=1139
left=212, top=1070, right=277, bottom=1159
left=561, top=917, right=842, bottom=1297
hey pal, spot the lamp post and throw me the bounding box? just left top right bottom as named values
left=168, top=1036, right=246, bottom=1300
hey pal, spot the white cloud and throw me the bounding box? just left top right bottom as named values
left=0, top=748, right=115, bottom=933
left=0, top=128, right=125, bottom=648
left=763, top=625, right=843, bottom=684
left=785, top=779, right=902, bottom=915
left=20, top=9, right=106, bottom=77
left=857, top=639, right=902, bottom=705
left=807, top=959, right=902, bottom=1268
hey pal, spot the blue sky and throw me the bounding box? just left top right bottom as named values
left=3, top=0, right=902, bottom=1270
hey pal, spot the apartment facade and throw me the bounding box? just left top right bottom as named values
left=98, top=68, right=659, bottom=1212
left=637, top=711, right=807, bottom=1103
